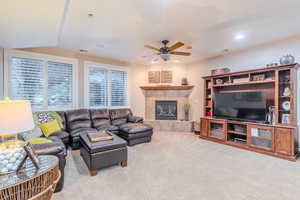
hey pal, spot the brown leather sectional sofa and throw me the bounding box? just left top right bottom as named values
left=54, top=108, right=153, bottom=149
left=30, top=108, right=152, bottom=193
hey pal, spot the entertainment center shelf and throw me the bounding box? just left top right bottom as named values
left=200, top=64, right=298, bottom=161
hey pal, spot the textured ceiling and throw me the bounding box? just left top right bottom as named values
left=1, top=0, right=300, bottom=64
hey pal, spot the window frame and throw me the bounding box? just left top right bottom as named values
left=84, top=61, right=130, bottom=109
left=4, top=49, right=79, bottom=111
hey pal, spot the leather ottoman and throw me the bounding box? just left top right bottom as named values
left=119, top=123, right=153, bottom=146
left=79, top=133, right=128, bottom=176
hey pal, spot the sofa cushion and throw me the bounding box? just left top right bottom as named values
left=40, top=120, right=61, bottom=137
left=128, top=116, right=143, bottom=123
left=93, top=119, right=111, bottom=129
left=27, top=138, right=53, bottom=145
left=112, top=118, right=127, bottom=126
left=50, top=130, right=69, bottom=140
left=69, top=120, right=92, bottom=130
left=32, top=136, right=66, bottom=156
left=107, top=125, right=119, bottom=132
left=56, top=111, right=67, bottom=131
left=120, top=123, right=153, bottom=134
left=90, top=109, right=110, bottom=120
left=119, top=130, right=153, bottom=140
left=70, top=128, right=97, bottom=137
left=34, top=111, right=64, bottom=128
left=66, top=109, right=92, bottom=132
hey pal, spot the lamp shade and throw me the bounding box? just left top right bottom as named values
left=0, top=100, right=34, bottom=135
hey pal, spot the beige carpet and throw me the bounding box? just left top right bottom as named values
left=53, top=132, right=300, bottom=200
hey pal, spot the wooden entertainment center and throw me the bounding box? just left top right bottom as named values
left=200, top=64, right=298, bottom=161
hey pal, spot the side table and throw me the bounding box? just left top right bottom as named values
left=0, top=155, right=60, bottom=200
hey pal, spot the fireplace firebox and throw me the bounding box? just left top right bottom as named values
left=155, top=100, right=177, bottom=120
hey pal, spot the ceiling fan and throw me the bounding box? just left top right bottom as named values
left=144, top=40, right=191, bottom=61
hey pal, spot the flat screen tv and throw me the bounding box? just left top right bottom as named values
left=213, top=91, right=267, bottom=122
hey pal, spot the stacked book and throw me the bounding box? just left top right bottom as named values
left=88, top=131, right=113, bottom=142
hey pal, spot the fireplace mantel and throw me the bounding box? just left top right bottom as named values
left=140, top=85, right=194, bottom=90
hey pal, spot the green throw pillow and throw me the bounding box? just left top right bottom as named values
left=39, top=120, right=61, bottom=137
left=26, top=138, right=53, bottom=145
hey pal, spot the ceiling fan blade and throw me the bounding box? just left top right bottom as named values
left=168, top=42, right=184, bottom=51
left=170, top=51, right=191, bottom=56
left=144, top=45, right=160, bottom=51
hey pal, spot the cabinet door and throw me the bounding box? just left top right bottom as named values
left=209, top=120, right=226, bottom=140
left=275, top=128, right=293, bottom=156
left=200, top=119, right=209, bottom=137
left=248, top=125, right=274, bottom=152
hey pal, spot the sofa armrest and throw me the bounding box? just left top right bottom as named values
left=32, top=136, right=67, bottom=156
left=128, top=116, right=143, bottom=123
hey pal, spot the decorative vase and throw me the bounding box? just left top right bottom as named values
left=184, top=112, right=189, bottom=121
left=181, top=78, right=188, bottom=85
left=280, top=54, right=295, bottom=65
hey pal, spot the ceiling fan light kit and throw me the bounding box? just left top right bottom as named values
left=144, top=40, right=191, bottom=61
left=160, top=53, right=171, bottom=61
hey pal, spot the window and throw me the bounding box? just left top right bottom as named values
left=88, top=67, right=108, bottom=107
left=47, top=61, right=73, bottom=108
left=10, top=57, right=44, bottom=109
left=85, top=63, right=129, bottom=108
left=111, top=70, right=128, bottom=106
left=5, top=50, right=78, bottom=110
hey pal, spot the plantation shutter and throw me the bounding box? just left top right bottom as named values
left=10, top=57, right=44, bottom=109
left=111, top=70, right=128, bottom=106
left=88, top=67, right=108, bottom=107
left=47, top=61, right=73, bottom=109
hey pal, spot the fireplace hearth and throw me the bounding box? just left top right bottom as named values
left=155, top=100, right=177, bottom=120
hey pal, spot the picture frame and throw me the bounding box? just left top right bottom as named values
left=281, top=114, right=290, bottom=124
left=161, top=71, right=172, bottom=83
left=17, top=143, right=40, bottom=172
left=148, top=71, right=160, bottom=84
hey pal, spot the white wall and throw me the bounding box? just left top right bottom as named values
left=0, top=47, right=3, bottom=99
left=146, top=63, right=188, bottom=85
left=187, top=36, right=300, bottom=125
left=129, top=64, right=147, bottom=117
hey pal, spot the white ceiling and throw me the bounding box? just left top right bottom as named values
left=1, top=0, right=300, bottom=64
left=0, top=0, right=66, bottom=48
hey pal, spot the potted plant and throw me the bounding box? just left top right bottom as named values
left=183, top=103, right=190, bottom=121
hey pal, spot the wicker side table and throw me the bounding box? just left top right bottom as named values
left=0, top=155, right=60, bottom=200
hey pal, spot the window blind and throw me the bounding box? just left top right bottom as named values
left=47, top=61, right=73, bottom=109
left=9, top=55, right=75, bottom=110
left=10, top=57, right=44, bottom=108
left=88, top=67, right=108, bottom=107
left=111, top=70, right=128, bottom=107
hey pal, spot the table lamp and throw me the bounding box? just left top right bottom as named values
left=0, top=99, right=35, bottom=174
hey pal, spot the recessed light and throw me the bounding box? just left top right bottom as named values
left=174, top=60, right=180, bottom=63
left=235, top=33, right=245, bottom=40
left=96, top=44, right=105, bottom=48
left=79, top=49, right=88, bottom=53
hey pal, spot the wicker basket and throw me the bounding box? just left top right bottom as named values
left=0, top=165, right=60, bottom=200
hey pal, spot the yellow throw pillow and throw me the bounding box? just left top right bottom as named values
left=39, top=120, right=61, bottom=137
left=26, top=138, right=53, bottom=145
